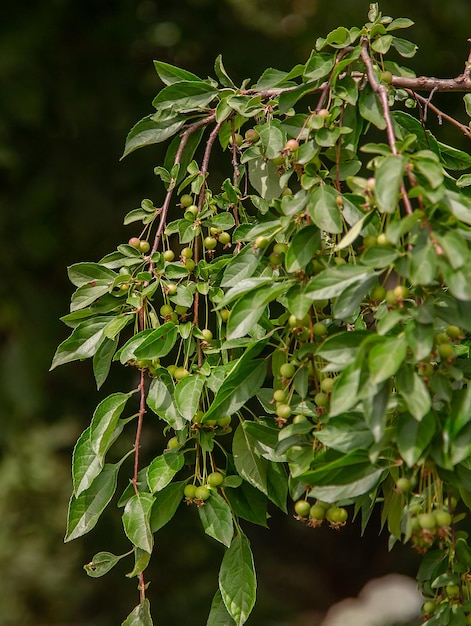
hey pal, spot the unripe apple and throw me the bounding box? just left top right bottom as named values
left=285, top=139, right=299, bottom=152
left=163, top=249, right=175, bottom=262
left=128, top=237, right=141, bottom=249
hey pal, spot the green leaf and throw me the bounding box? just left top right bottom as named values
left=93, top=336, right=119, bottom=390
left=150, top=481, right=185, bottom=532
left=444, top=190, right=471, bottom=226
left=134, top=323, right=178, bottom=360
left=152, top=81, right=217, bottom=112
left=68, top=262, right=117, bottom=287
left=147, top=369, right=186, bottom=430
left=232, top=423, right=268, bottom=496
left=50, top=317, right=109, bottom=370
left=70, top=281, right=112, bottom=312
left=308, top=185, right=343, bottom=234
left=203, top=353, right=268, bottom=422
left=308, top=468, right=384, bottom=502
left=368, top=335, right=407, bottom=384
left=267, top=461, right=288, bottom=512
left=147, top=451, right=184, bottom=493
left=122, top=599, right=153, bottom=626
left=247, top=158, right=283, bottom=201
left=219, top=532, right=257, bottom=626
left=329, top=361, right=362, bottom=416
left=375, top=155, right=406, bottom=213
left=221, top=245, right=262, bottom=288
left=90, top=392, right=131, bottom=460
left=396, top=411, right=436, bottom=467
left=226, top=282, right=289, bottom=340
left=314, top=417, right=374, bottom=453
left=207, top=590, right=236, bottom=626
left=285, top=226, right=321, bottom=272
left=316, top=330, right=372, bottom=370
left=224, top=481, right=268, bottom=527
left=391, top=36, right=417, bottom=58
left=359, top=84, right=386, bottom=130
left=304, top=51, right=335, bottom=80
left=305, top=265, right=374, bottom=301
left=72, top=427, right=104, bottom=497
left=153, top=60, right=201, bottom=85
left=65, top=463, right=120, bottom=542
left=396, top=366, right=431, bottom=421
left=198, top=492, right=234, bottom=547
left=126, top=548, right=151, bottom=578
left=122, top=114, right=185, bottom=158
left=84, top=551, right=127, bottom=578
left=122, top=492, right=155, bottom=553
left=174, top=373, right=205, bottom=420
left=256, top=121, right=286, bottom=159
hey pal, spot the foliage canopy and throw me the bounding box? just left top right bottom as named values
left=53, top=4, right=471, bottom=624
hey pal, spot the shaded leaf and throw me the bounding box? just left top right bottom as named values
left=150, top=481, right=186, bottom=532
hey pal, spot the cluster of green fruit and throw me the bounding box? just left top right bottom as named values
left=294, top=499, right=348, bottom=529
left=180, top=194, right=232, bottom=249
left=183, top=471, right=225, bottom=505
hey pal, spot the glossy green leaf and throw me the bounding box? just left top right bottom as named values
left=174, top=373, right=205, bottom=420
left=154, top=60, right=201, bottom=85
left=329, top=360, right=363, bottom=416
left=256, top=121, right=286, bottom=159
left=122, top=599, right=153, bottom=626
left=65, top=463, right=120, bottom=542
left=207, top=590, right=236, bottom=626
left=122, top=114, right=185, bottom=158
left=90, top=392, right=131, bottom=460
left=122, top=492, right=155, bottom=553
left=152, top=81, right=217, bottom=111
left=226, top=282, right=289, bottom=340
left=308, top=468, right=385, bottom=502
left=359, top=84, right=386, bottom=129
left=93, top=336, right=119, bottom=390
left=147, top=369, right=186, bottom=430
left=232, top=423, right=268, bottom=496
left=68, top=262, right=117, bottom=287
left=72, top=425, right=110, bottom=498
left=305, top=265, right=374, bottom=300
left=221, top=245, right=262, bottom=288
left=284, top=226, right=321, bottom=272
left=396, top=412, right=435, bottom=467
left=134, top=323, right=178, bottom=360
left=147, top=451, right=184, bottom=493
left=70, top=281, right=111, bottom=312
left=308, top=185, right=343, bottom=233
left=50, top=317, right=109, bottom=370
left=198, top=491, right=234, bottom=547
left=314, top=417, right=374, bottom=453
left=375, top=155, right=405, bottom=214
left=396, top=367, right=431, bottom=421
left=204, top=355, right=267, bottom=422
left=368, top=335, right=407, bottom=384
left=304, top=51, right=335, bottom=80
left=316, top=330, right=372, bottom=370
left=219, top=532, right=257, bottom=626
left=267, top=461, right=288, bottom=512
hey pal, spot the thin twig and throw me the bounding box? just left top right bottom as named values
left=406, top=89, right=471, bottom=138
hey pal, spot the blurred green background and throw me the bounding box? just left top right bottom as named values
left=2, top=1, right=470, bottom=624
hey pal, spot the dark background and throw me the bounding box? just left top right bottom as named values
left=2, top=1, right=471, bottom=624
